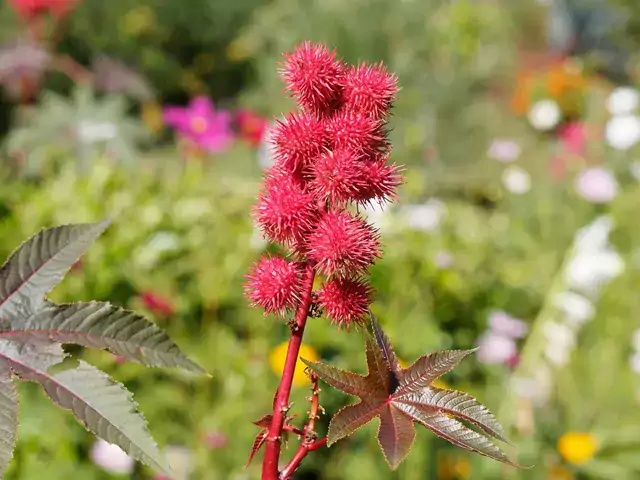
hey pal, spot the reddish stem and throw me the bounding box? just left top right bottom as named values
left=279, top=373, right=326, bottom=479
left=261, top=263, right=316, bottom=480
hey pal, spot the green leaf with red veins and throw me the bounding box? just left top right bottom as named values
left=302, top=313, right=521, bottom=470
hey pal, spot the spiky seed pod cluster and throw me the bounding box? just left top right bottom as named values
left=245, top=42, right=403, bottom=328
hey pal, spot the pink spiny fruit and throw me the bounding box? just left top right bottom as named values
left=341, top=62, right=399, bottom=119
left=354, top=155, right=404, bottom=204
left=317, top=277, right=372, bottom=328
left=271, top=112, right=328, bottom=175
left=307, top=210, right=381, bottom=277
left=307, top=148, right=365, bottom=205
left=253, top=168, right=319, bottom=245
left=279, top=41, right=345, bottom=115
left=327, top=110, right=388, bottom=158
left=246, top=42, right=403, bottom=328
left=245, top=256, right=302, bottom=317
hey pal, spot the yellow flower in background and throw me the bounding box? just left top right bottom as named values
left=269, top=342, right=319, bottom=387
left=558, top=432, right=598, bottom=465
left=548, top=465, right=575, bottom=480
left=121, top=6, right=155, bottom=37
left=141, top=101, right=164, bottom=135
left=437, top=451, right=471, bottom=479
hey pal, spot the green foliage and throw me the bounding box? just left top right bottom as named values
left=0, top=219, right=205, bottom=477
left=4, top=87, right=149, bottom=175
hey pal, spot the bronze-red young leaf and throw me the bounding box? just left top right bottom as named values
left=302, top=313, right=521, bottom=470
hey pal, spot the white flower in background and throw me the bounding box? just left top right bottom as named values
left=605, top=114, right=640, bottom=150
left=574, top=215, right=614, bottom=253
left=90, top=440, right=134, bottom=475
left=527, top=99, right=561, bottom=131
left=400, top=199, right=447, bottom=232
left=488, top=139, right=521, bottom=162
left=164, top=445, right=192, bottom=480
left=257, top=123, right=276, bottom=170
left=554, top=291, right=595, bottom=326
left=566, top=249, right=624, bottom=295
left=475, top=332, right=517, bottom=365
left=488, top=310, right=529, bottom=339
left=434, top=250, right=454, bottom=269
left=501, top=165, right=531, bottom=194
left=77, top=120, right=118, bottom=144
left=512, top=367, right=552, bottom=406
left=606, top=86, right=640, bottom=116
left=574, top=167, right=618, bottom=204
left=543, top=322, right=575, bottom=366
left=630, top=353, right=640, bottom=374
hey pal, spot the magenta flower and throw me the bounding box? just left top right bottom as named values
left=559, top=122, right=587, bottom=156
left=163, top=96, right=234, bottom=153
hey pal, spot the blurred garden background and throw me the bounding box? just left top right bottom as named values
left=3, top=0, right=640, bottom=478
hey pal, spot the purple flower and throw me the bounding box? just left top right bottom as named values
left=488, top=310, right=529, bottom=339
left=163, top=96, right=234, bottom=153
left=574, top=167, right=618, bottom=204
left=487, top=139, right=521, bottom=162
left=476, top=332, right=517, bottom=365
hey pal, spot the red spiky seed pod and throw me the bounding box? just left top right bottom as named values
left=271, top=112, right=328, bottom=174
left=244, top=255, right=302, bottom=316
left=307, top=148, right=364, bottom=205
left=341, top=62, right=399, bottom=119
left=353, top=155, right=404, bottom=205
left=280, top=41, right=345, bottom=114
left=308, top=210, right=381, bottom=277
left=317, top=276, right=373, bottom=328
left=253, top=168, right=319, bottom=245
left=327, top=110, right=388, bottom=159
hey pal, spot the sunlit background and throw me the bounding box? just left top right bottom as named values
left=2, top=0, right=640, bottom=478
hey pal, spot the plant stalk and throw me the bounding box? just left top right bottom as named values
left=279, top=372, right=325, bottom=479
left=262, top=263, right=316, bottom=480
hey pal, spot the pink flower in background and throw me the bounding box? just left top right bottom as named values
left=90, top=440, right=134, bottom=475
left=574, top=167, right=618, bottom=204
left=203, top=430, right=228, bottom=450
left=487, top=139, right=521, bottom=162
left=559, top=122, right=587, bottom=156
left=163, top=97, right=234, bottom=153
left=236, top=109, right=268, bottom=147
left=9, top=0, right=81, bottom=20
left=488, top=310, right=529, bottom=339
left=139, top=291, right=175, bottom=317
left=476, top=332, right=517, bottom=365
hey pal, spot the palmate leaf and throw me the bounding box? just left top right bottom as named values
left=3, top=301, right=206, bottom=373
left=0, top=221, right=207, bottom=476
left=302, top=313, right=521, bottom=470
left=0, top=340, right=170, bottom=474
left=0, top=361, right=17, bottom=478
left=0, top=220, right=110, bottom=321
